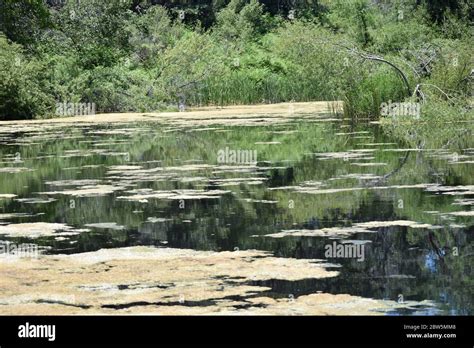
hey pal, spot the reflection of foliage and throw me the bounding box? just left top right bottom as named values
left=0, top=119, right=472, bottom=313
left=381, top=106, right=474, bottom=150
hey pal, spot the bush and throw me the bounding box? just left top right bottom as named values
left=0, top=34, right=54, bottom=120
left=426, top=38, right=473, bottom=98
left=0, top=0, right=471, bottom=120
left=214, top=0, right=272, bottom=43
left=0, top=0, right=51, bottom=46
left=157, top=31, right=227, bottom=106
left=74, top=64, right=163, bottom=113
left=126, top=5, right=185, bottom=66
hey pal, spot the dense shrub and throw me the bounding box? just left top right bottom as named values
left=0, top=0, right=471, bottom=120
left=0, top=35, right=54, bottom=120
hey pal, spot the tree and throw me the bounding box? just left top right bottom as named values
left=0, top=0, right=51, bottom=46
left=0, top=34, right=54, bottom=119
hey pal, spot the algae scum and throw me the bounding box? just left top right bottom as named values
left=0, top=111, right=472, bottom=315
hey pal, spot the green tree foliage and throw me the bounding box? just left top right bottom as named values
left=0, top=0, right=51, bottom=46
left=126, top=5, right=185, bottom=66
left=0, top=34, right=54, bottom=120
left=0, top=0, right=471, bottom=120
left=421, top=0, right=473, bottom=23
left=214, top=0, right=271, bottom=42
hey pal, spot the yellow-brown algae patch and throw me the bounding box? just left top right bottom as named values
left=261, top=226, right=372, bottom=239
left=350, top=162, right=387, bottom=167
left=0, top=246, right=343, bottom=315
left=453, top=198, right=474, bottom=206
left=330, top=173, right=381, bottom=181
left=284, top=183, right=437, bottom=195
left=381, top=148, right=423, bottom=152
left=87, top=128, right=148, bottom=135
left=0, top=222, right=89, bottom=238
left=57, top=152, right=94, bottom=159
left=117, top=189, right=230, bottom=201
left=450, top=160, right=474, bottom=164
left=262, top=220, right=442, bottom=239
left=295, top=187, right=365, bottom=195
left=335, top=131, right=371, bottom=136
left=178, top=177, right=208, bottom=183
left=270, top=130, right=299, bottom=134
left=45, top=179, right=102, bottom=186
left=441, top=191, right=474, bottom=196
left=0, top=167, right=33, bottom=173
left=231, top=294, right=435, bottom=315
left=106, top=164, right=213, bottom=176
left=254, top=141, right=281, bottom=145
left=358, top=143, right=397, bottom=146
left=0, top=194, right=17, bottom=199
left=448, top=211, right=474, bottom=217
left=84, top=223, right=126, bottom=230
left=146, top=217, right=172, bottom=223
left=209, top=178, right=266, bottom=186
left=107, top=165, right=143, bottom=171
left=315, top=152, right=370, bottom=160
left=40, top=184, right=127, bottom=197
left=0, top=213, right=35, bottom=220
left=185, top=127, right=223, bottom=132
left=354, top=220, right=441, bottom=229
left=242, top=199, right=278, bottom=204
left=14, top=197, right=57, bottom=204
left=381, top=184, right=437, bottom=189
left=0, top=102, right=342, bottom=127
left=424, top=185, right=474, bottom=195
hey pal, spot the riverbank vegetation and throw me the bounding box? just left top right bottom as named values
left=0, top=0, right=472, bottom=124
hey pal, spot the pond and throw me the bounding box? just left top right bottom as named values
left=0, top=109, right=472, bottom=315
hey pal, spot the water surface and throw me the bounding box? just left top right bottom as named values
left=0, top=113, right=472, bottom=315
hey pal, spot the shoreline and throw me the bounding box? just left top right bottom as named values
left=0, top=101, right=343, bottom=125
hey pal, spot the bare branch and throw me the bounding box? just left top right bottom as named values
left=357, top=53, right=412, bottom=96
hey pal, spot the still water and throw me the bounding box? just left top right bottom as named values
left=0, top=113, right=472, bottom=315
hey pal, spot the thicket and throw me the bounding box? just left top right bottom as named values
left=0, top=0, right=472, bottom=121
